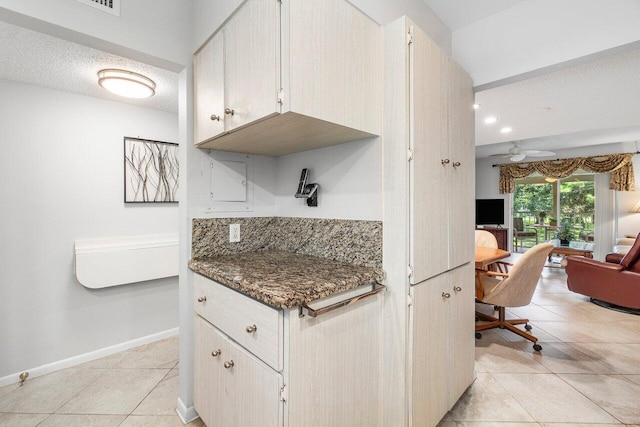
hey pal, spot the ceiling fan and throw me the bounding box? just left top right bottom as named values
left=491, top=142, right=556, bottom=162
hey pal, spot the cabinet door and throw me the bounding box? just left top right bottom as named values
left=448, top=59, right=475, bottom=269
left=194, top=316, right=227, bottom=427
left=410, top=26, right=449, bottom=283
left=222, top=328, right=283, bottom=427
left=195, top=315, right=283, bottom=427
left=448, top=263, right=475, bottom=406
left=288, top=0, right=382, bottom=135
left=194, top=31, right=225, bottom=144
left=224, top=0, right=280, bottom=131
left=410, top=274, right=450, bottom=427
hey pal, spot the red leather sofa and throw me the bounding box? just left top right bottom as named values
left=565, top=234, right=640, bottom=310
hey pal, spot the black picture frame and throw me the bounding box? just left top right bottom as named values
left=124, top=137, right=179, bottom=203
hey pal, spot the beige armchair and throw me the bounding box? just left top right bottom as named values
left=475, top=242, right=554, bottom=351
left=513, top=217, right=538, bottom=251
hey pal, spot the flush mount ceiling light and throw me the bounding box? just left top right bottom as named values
left=97, top=69, right=156, bottom=98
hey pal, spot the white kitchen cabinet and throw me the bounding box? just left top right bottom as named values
left=193, top=0, right=382, bottom=156
left=194, top=31, right=225, bottom=143
left=382, top=16, right=475, bottom=426
left=410, top=263, right=474, bottom=427
left=222, top=0, right=280, bottom=132
left=194, top=316, right=283, bottom=427
left=407, top=23, right=475, bottom=284
left=193, top=273, right=382, bottom=426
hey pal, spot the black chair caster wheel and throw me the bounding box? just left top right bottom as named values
left=475, top=332, right=482, bottom=339
left=525, top=324, right=532, bottom=331
left=533, top=344, right=542, bottom=351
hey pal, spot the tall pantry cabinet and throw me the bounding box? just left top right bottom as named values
left=383, top=17, right=475, bottom=427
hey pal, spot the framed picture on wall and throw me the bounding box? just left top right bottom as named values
left=124, top=137, right=179, bottom=203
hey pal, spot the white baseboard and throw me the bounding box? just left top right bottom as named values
left=176, top=397, right=199, bottom=424
left=0, top=327, right=179, bottom=388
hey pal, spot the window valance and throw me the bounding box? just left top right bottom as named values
left=498, top=153, right=635, bottom=194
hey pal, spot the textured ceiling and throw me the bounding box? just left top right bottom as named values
left=421, top=0, right=526, bottom=31
left=0, top=21, right=178, bottom=114
left=474, top=47, right=640, bottom=157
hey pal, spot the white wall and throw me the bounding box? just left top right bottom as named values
left=0, top=0, right=192, bottom=69
left=454, top=0, right=640, bottom=86
left=275, top=138, right=382, bottom=220
left=0, top=79, right=179, bottom=378
left=192, top=0, right=451, bottom=54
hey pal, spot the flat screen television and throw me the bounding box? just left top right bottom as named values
left=476, top=199, right=504, bottom=226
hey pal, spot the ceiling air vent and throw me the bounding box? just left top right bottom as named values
left=76, top=0, right=120, bottom=16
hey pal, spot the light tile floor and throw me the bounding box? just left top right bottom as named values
left=0, top=336, right=202, bottom=427
left=442, top=258, right=640, bottom=427
left=2, top=261, right=640, bottom=427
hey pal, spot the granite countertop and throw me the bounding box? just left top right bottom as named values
left=189, top=250, right=385, bottom=309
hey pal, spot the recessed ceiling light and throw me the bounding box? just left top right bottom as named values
left=98, top=69, right=156, bottom=98
left=500, top=127, right=513, bottom=134
left=484, top=116, right=498, bottom=125
left=473, top=103, right=480, bottom=110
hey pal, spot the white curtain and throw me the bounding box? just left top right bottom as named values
left=594, top=173, right=615, bottom=261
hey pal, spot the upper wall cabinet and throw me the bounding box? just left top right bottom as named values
left=193, top=0, right=383, bottom=157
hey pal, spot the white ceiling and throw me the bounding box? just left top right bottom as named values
left=0, top=21, right=178, bottom=114
left=421, top=0, right=526, bottom=31
left=421, top=1, right=640, bottom=160
left=474, top=46, right=640, bottom=158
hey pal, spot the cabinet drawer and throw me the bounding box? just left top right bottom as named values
left=194, top=273, right=284, bottom=370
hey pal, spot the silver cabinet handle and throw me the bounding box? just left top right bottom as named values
left=454, top=286, right=462, bottom=292
left=246, top=324, right=257, bottom=333
left=442, top=292, right=451, bottom=299
left=211, top=349, right=221, bottom=357
left=453, top=161, right=461, bottom=167
left=197, top=296, right=207, bottom=302
left=224, top=360, right=235, bottom=369
left=441, top=159, right=450, bottom=165
left=224, top=108, right=235, bottom=116
left=210, top=114, right=221, bottom=121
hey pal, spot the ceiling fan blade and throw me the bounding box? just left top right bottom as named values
left=525, top=150, right=556, bottom=157
left=489, top=153, right=511, bottom=158
left=510, top=154, right=526, bottom=162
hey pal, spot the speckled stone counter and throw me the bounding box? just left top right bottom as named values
left=189, top=250, right=385, bottom=309
left=192, top=217, right=382, bottom=268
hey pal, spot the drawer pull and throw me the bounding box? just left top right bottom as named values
left=442, top=292, right=451, bottom=299
left=453, top=161, right=461, bottom=168
left=224, top=360, right=235, bottom=369
left=454, top=286, right=462, bottom=292
left=210, top=114, right=221, bottom=121
left=441, top=159, right=450, bottom=165
left=211, top=349, right=221, bottom=357
left=300, top=283, right=385, bottom=318
left=197, top=296, right=207, bottom=303
left=245, top=324, right=257, bottom=333
left=224, top=108, right=235, bottom=116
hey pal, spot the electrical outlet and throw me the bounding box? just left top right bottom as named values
left=229, top=224, right=241, bottom=243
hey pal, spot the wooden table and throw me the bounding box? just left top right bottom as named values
left=548, top=245, right=593, bottom=267
left=531, top=224, right=558, bottom=240
left=475, top=246, right=511, bottom=269
left=475, top=246, right=511, bottom=300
